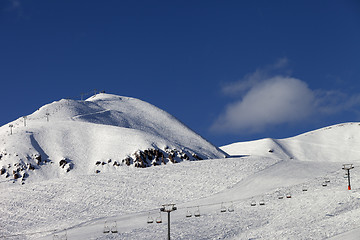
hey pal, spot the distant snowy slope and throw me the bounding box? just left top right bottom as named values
left=220, top=138, right=291, bottom=160
left=221, top=123, right=360, bottom=163
left=0, top=93, right=227, bottom=183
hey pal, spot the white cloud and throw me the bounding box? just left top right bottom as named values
left=212, top=60, right=360, bottom=134
left=221, top=57, right=290, bottom=96
left=212, top=76, right=316, bottom=133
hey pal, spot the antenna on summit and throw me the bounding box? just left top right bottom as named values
left=23, top=116, right=27, bottom=127
left=9, top=124, right=13, bottom=135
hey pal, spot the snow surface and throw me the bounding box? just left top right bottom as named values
left=0, top=93, right=227, bottom=183
left=222, top=123, right=360, bottom=162
left=1, top=95, right=360, bottom=239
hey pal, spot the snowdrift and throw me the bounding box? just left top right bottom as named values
left=0, top=93, right=227, bottom=183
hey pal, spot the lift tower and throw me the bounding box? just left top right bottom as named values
left=160, top=204, right=177, bottom=240
left=342, top=164, right=354, bottom=190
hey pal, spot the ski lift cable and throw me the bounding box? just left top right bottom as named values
left=0, top=190, right=297, bottom=238
left=3, top=180, right=316, bottom=239
left=1, top=206, right=161, bottom=238
left=4, top=165, right=352, bottom=238
left=181, top=174, right=342, bottom=210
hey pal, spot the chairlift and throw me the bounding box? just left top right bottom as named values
left=276, top=190, right=283, bottom=199
left=259, top=200, right=265, bottom=206
left=147, top=213, right=154, bottom=224
left=194, top=206, right=201, bottom=217
left=103, top=221, right=110, bottom=233
left=156, top=213, right=162, bottom=223
left=186, top=209, right=192, bottom=218
left=250, top=200, right=256, bottom=206
left=220, top=202, right=227, bottom=213
left=228, top=202, right=235, bottom=212
left=53, top=231, right=66, bottom=240
left=111, top=221, right=118, bottom=233
left=61, top=232, right=67, bottom=240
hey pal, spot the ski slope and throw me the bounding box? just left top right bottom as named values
left=2, top=155, right=359, bottom=240
left=1, top=94, right=360, bottom=239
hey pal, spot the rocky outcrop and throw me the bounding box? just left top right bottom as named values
left=0, top=151, right=52, bottom=184
left=94, top=147, right=204, bottom=171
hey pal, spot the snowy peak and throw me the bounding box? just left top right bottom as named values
left=27, top=93, right=205, bottom=143
left=0, top=93, right=227, bottom=184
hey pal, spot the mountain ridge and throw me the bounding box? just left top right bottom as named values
left=221, top=122, right=360, bottom=163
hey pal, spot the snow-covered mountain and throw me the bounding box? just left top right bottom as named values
left=1, top=96, right=360, bottom=240
left=0, top=93, right=227, bottom=183
left=221, top=122, right=360, bottom=162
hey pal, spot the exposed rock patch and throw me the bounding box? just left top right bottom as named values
left=0, top=151, right=51, bottom=184
left=94, top=147, right=204, bottom=170
left=59, top=158, right=74, bottom=172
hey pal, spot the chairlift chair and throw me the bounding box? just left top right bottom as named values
left=111, top=221, right=118, bottom=233
left=103, top=221, right=110, bottom=233
left=228, top=202, right=235, bottom=212
left=276, top=190, right=283, bottom=199
left=186, top=210, right=192, bottom=218
left=220, top=203, right=227, bottom=213
left=302, top=185, right=308, bottom=191
left=325, top=178, right=330, bottom=183
left=322, top=182, right=327, bottom=187
left=259, top=200, right=265, bottom=206
left=250, top=200, right=256, bottom=206
left=194, top=206, right=201, bottom=217
left=61, top=233, right=67, bottom=240
left=286, top=193, right=292, bottom=198
left=147, top=213, right=154, bottom=224
left=156, top=213, right=162, bottom=223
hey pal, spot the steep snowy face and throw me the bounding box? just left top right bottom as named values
left=83, top=94, right=205, bottom=144
left=0, top=93, right=227, bottom=183
left=221, top=122, right=360, bottom=163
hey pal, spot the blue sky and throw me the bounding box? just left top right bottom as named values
left=1, top=0, right=360, bottom=146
